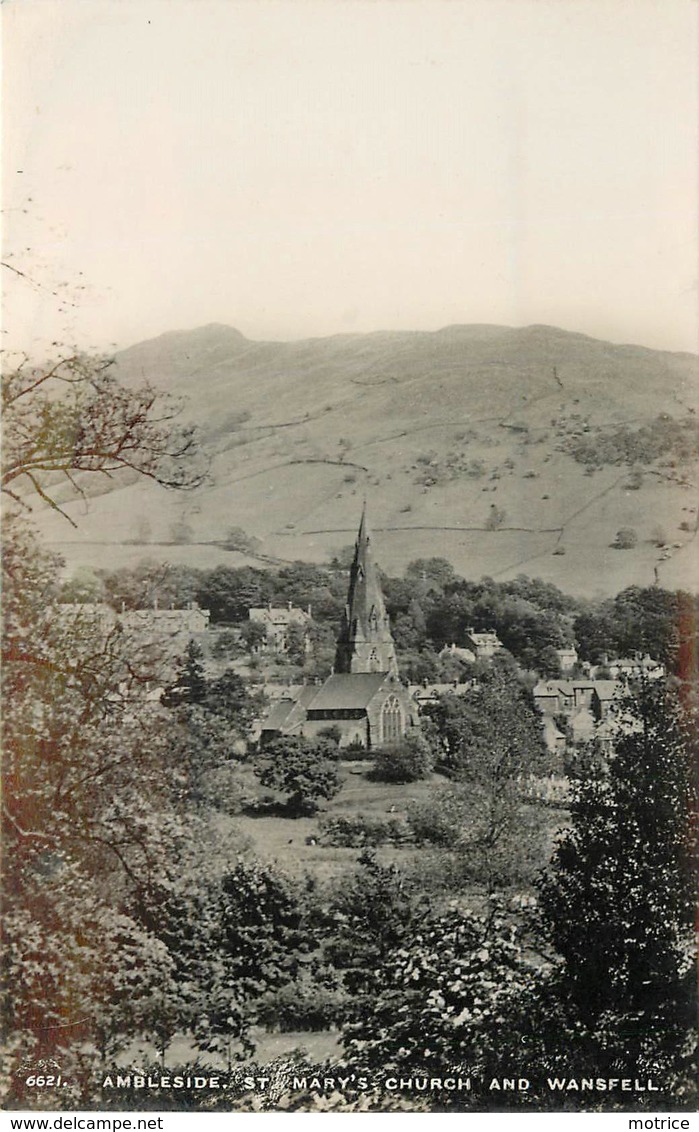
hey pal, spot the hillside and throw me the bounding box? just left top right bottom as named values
left=33, top=323, right=698, bottom=597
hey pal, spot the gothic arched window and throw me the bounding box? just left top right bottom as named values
left=381, top=694, right=402, bottom=745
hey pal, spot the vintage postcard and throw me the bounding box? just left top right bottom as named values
left=2, top=0, right=697, bottom=1123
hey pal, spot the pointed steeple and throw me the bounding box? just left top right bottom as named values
left=334, top=505, right=398, bottom=675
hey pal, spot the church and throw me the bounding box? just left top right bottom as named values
left=259, top=506, right=416, bottom=749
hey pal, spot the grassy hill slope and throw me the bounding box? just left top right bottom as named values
left=33, top=323, right=698, bottom=597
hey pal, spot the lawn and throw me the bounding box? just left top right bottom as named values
left=211, top=758, right=452, bottom=880
left=212, top=758, right=567, bottom=885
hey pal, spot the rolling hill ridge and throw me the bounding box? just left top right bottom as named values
left=35, top=323, right=698, bottom=597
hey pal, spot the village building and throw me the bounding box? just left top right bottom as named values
left=54, top=599, right=210, bottom=647
left=248, top=602, right=312, bottom=654
left=259, top=507, right=415, bottom=749
left=464, top=627, right=502, bottom=659
left=555, top=645, right=578, bottom=674
left=534, top=677, right=625, bottom=753
left=409, top=681, right=474, bottom=710
left=120, top=600, right=210, bottom=645
left=438, top=629, right=503, bottom=667
left=585, top=653, right=665, bottom=681
left=54, top=599, right=211, bottom=702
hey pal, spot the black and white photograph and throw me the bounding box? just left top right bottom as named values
left=2, top=0, right=697, bottom=1123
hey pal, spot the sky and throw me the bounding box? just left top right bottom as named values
left=2, top=0, right=697, bottom=356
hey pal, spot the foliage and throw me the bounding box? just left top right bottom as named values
left=538, top=680, right=697, bottom=1068
left=318, top=814, right=410, bottom=848
left=253, top=737, right=342, bottom=815
left=0, top=360, right=215, bottom=1078
left=415, top=673, right=552, bottom=895
left=160, top=659, right=259, bottom=803
left=421, top=670, right=550, bottom=780
left=407, top=783, right=547, bottom=893
left=285, top=620, right=309, bottom=664
left=323, top=853, right=431, bottom=1007
left=613, top=527, right=638, bottom=549
left=256, top=979, right=343, bottom=1032
left=191, top=861, right=313, bottom=1069
left=369, top=732, right=434, bottom=783
left=160, top=640, right=208, bottom=706
left=340, top=903, right=535, bottom=1074
left=1, top=518, right=208, bottom=1069
left=486, top=504, right=506, bottom=530
left=240, top=620, right=269, bottom=652
left=2, top=352, right=206, bottom=524
left=573, top=585, right=698, bottom=674
left=220, top=526, right=261, bottom=553
left=565, top=414, right=699, bottom=469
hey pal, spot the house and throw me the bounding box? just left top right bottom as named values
left=463, top=628, right=502, bottom=659
left=533, top=679, right=601, bottom=717
left=555, top=645, right=578, bottom=674
left=258, top=506, right=415, bottom=749
left=409, top=681, right=474, bottom=710
left=590, top=654, right=664, bottom=681
left=55, top=600, right=209, bottom=648
left=120, top=600, right=210, bottom=644
left=248, top=602, right=312, bottom=654
left=54, top=599, right=211, bottom=702
left=591, top=680, right=623, bottom=720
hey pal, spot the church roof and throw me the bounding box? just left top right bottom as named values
left=307, top=672, right=389, bottom=711
left=261, top=685, right=318, bottom=732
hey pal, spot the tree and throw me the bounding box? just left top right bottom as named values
left=421, top=670, right=549, bottom=780
left=324, top=852, right=431, bottom=1008
left=417, top=673, right=553, bottom=895
left=341, top=902, right=534, bottom=1075
left=2, top=351, right=206, bottom=524
left=486, top=504, right=506, bottom=530
left=240, top=620, right=269, bottom=653
left=161, top=658, right=259, bottom=804
left=285, top=621, right=309, bottom=665
left=1, top=518, right=204, bottom=1067
left=220, top=526, right=260, bottom=554
left=99, top=560, right=202, bottom=612
left=1, top=356, right=212, bottom=1077
left=254, top=737, right=342, bottom=815
left=538, top=680, right=697, bottom=1076
left=404, top=557, right=456, bottom=591
left=191, top=861, right=312, bottom=1070
left=160, top=640, right=208, bottom=707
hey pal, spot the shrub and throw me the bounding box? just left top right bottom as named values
left=613, top=528, right=638, bottom=549
left=369, top=733, right=433, bottom=783
left=319, top=814, right=410, bottom=848
left=257, top=982, right=344, bottom=1032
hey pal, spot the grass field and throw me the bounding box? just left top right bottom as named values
left=212, top=758, right=568, bottom=888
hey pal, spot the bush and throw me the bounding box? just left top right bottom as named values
left=613, top=528, right=638, bottom=549
left=369, top=733, right=433, bottom=783
left=257, top=982, right=344, bottom=1032
left=319, top=814, right=411, bottom=848
left=220, top=526, right=261, bottom=553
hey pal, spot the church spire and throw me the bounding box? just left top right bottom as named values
left=334, top=505, right=398, bottom=676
